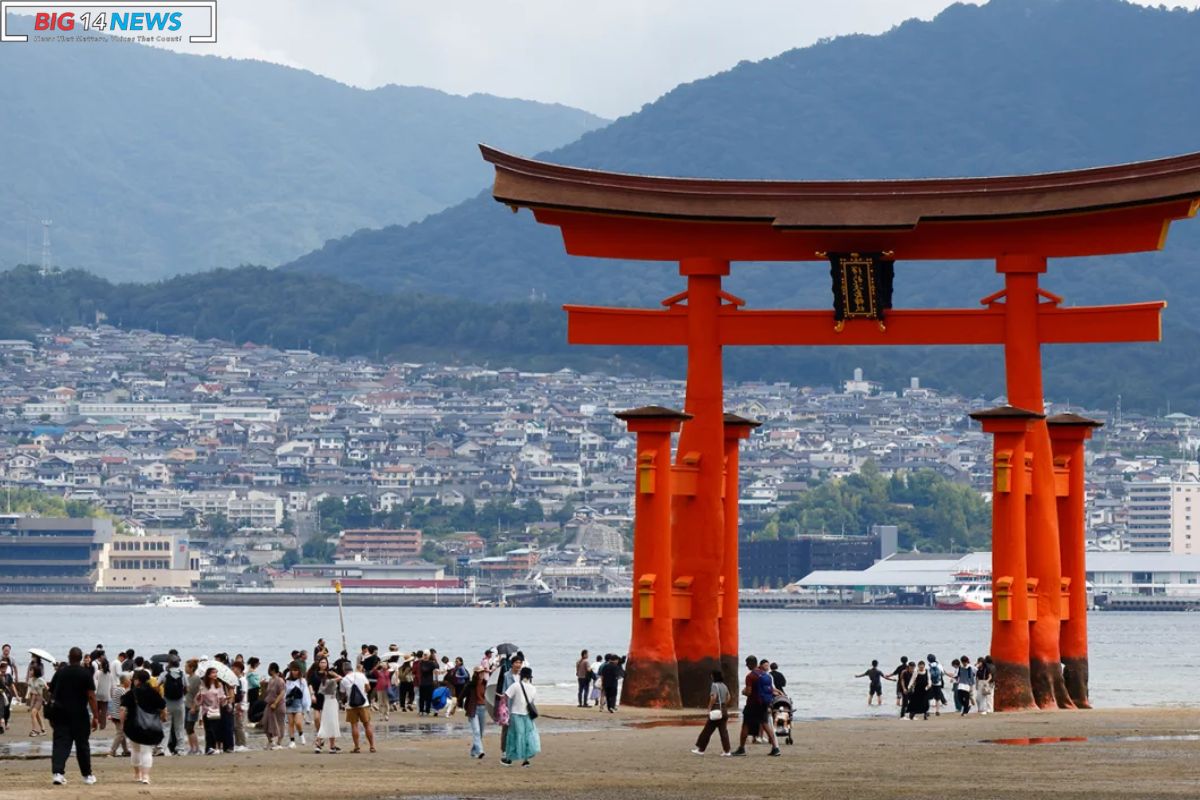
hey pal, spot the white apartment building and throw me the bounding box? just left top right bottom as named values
left=131, top=489, right=284, bottom=529
left=21, top=402, right=279, bottom=424
left=1124, top=478, right=1200, bottom=553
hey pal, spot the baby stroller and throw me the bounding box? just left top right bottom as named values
left=771, top=696, right=794, bottom=745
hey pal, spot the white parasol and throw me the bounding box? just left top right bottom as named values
left=28, top=647, right=55, bottom=664
left=198, top=659, right=238, bottom=687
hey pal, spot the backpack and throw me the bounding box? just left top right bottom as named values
left=348, top=681, right=367, bottom=708
left=163, top=671, right=185, bottom=701
left=756, top=670, right=775, bottom=704
left=929, top=664, right=943, bottom=686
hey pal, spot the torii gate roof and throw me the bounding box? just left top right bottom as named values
left=481, top=145, right=1200, bottom=261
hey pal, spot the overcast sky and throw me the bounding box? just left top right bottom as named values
left=160, top=0, right=1199, bottom=118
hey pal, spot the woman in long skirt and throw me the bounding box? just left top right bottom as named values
left=314, top=662, right=342, bottom=753
left=502, top=667, right=541, bottom=767
left=261, top=662, right=287, bottom=749
left=906, top=661, right=931, bottom=720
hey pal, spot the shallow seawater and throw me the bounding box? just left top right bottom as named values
left=6, top=606, right=1200, bottom=719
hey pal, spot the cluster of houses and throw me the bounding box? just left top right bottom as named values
left=0, top=327, right=1197, bottom=592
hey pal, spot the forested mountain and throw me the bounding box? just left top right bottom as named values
left=288, top=0, right=1200, bottom=315
left=0, top=18, right=605, bottom=280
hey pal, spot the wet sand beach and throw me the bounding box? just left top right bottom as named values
left=1, top=705, right=1197, bottom=800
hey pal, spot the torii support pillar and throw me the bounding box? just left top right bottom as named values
left=970, top=405, right=1040, bottom=711
left=721, top=413, right=762, bottom=698
left=998, top=256, right=1074, bottom=709
left=1048, top=413, right=1103, bottom=709
left=615, top=406, right=689, bottom=708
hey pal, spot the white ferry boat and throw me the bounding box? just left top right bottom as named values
left=934, top=572, right=992, bottom=611
left=145, top=594, right=203, bottom=608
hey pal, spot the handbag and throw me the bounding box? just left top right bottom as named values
left=708, top=708, right=723, bottom=721
left=519, top=681, right=538, bottom=720
left=126, top=696, right=165, bottom=746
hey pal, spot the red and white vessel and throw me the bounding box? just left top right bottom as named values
left=934, top=571, right=992, bottom=611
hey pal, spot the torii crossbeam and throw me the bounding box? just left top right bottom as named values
left=482, top=144, right=1200, bottom=710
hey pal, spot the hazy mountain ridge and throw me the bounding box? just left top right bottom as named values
left=0, top=17, right=606, bottom=280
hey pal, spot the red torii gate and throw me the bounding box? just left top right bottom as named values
left=482, top=145, right=1200, bottom=710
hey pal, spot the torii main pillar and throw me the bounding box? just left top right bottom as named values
left=670, top=258, right=731, bottom=706
left=999, top=255, right=1074, bottom=709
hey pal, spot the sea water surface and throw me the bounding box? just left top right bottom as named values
left=7, top=606, right=1197, bottom=719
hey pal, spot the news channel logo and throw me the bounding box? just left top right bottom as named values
left=1, top=2, right=217, bottom=43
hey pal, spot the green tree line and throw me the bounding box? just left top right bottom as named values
left=759, top=463, right=990, bottom=553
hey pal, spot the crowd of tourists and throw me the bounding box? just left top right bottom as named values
left=0, top=638, right=543, bottom=786
left=692, top=655, right=789, bottom=757
left=573, top=649, right=627, bottom=712
left=857, top=653, right=996, bottom=719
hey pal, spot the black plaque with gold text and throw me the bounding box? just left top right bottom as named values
left=829, top=252, right=894, bottom=327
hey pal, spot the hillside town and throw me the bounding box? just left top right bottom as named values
left=0, top=325, right=1197, bottom=599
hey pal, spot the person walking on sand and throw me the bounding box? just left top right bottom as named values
left=926, top=654, right=946, bottom=716
left=975, top=656, right=994, bottom=715
left=108, top=672, right=131, bottom=757
left=120, top=669, right=166, bottom=784
left=340, top=661, right=376, bottom=754
left=161, top=655, right=187, bottom=755
left=371, top=659, right=392, bottom=721
left=599, top=654, right=621, bottom=713
left=417, top=650, right=438, bottom=716
left=731, top=655, right=780, bottom=757
left=231, top=661, right=250, bottom=751
left=27, top=661, right=48, bottom=736
left=898, top=661, right=915, bottom=718
left=314, top=661, right=342, bottom=753
left=91, top=655, right=112, bottom=732
left=502, top=666, right=541, bottom=767
left=261, top=662, right=287, bottom=750
left=183, top=658, right=202, bottom=755
left=448, top=656, right=469, bottom=716
left=575, top=649, right=591, bottom=708
left=497, top=653, right=522, bottom=753
left=48, top=646, right=100, bottom=786
left=195, top=667, right=229, bottom=754
left=948, top=659, right=963, bottom=713
left=855, top=660, right=886, bottom=706
left=889, top=656, right=909, bottom=708
left=284, top=662, right=311, bottom=749
left=954, top=654, right=975, bottom=716
left=691, top=670, right=732, bottom=756
left=465, top=664, right=489, bottom=759
left=397, top=655, right=415, bottom=713
left=906, top=661, right=931, bottom=720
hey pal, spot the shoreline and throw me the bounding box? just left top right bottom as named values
left=1, top=705, right=1197, bottom=799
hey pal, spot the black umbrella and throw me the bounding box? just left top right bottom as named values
left=494, top=643, right=519, bottom=656
left=150, top=653, right=172, bottom=663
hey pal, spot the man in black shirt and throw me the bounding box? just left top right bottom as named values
left=769, top=662, right=787, bottom=693
left=417, top=649, right=438, bottom=715
left=48, top=646, right=99, bottom=786
left=889, top=656, right=909, bottom=707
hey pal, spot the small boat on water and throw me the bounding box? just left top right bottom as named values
left=934, top=571, right=992, bottom=611
left=144, top=594, right=203, bottom=608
